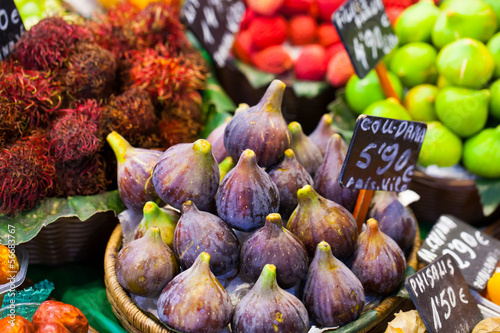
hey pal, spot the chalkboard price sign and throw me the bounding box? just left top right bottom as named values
left=182, top=0, right=245, bottom=67
left=0, top=0, right=24, bottom=61
left=339, top=115, right=427, bottom=192
left=406, top=254, right=483, bottom=333
left=332, top=0, right=398, bottom=78
left=418, top=215, right=500, bottom=291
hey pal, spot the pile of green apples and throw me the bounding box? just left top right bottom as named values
left=344, top=0, right=500, bottom=179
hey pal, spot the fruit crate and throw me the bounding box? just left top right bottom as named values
left=104, top=224, right=422, bottom=333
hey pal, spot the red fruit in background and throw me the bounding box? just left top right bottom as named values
left=295, top=44, right=328, bottom=81
left=247, top=0, right=284, bottom=16
left=248, top=16, right=287, bottom=50
left=0, top=316, right=34, bottom=333
left=385, top=6, right=405, bottom=26
left=252, top=45, right=293, bottom=74
left=281, top=0, right=313, bottom=17
left=327, top=49, right=354, bottom=87
left=233, top=30, right=256, bottom=64
left=288, top=15, right=318, bottom=45
left=317, top=0, right=345, bottom=22
left=240, top=9, right=256, bottom=30
left=382, top=0, right=413, bottom=8
left=325, top=42, right=345, bottom=62
left=318, top=23, right=339, bottom=47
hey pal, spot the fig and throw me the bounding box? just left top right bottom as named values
left=436, top=38, right=494, bottom=89
left=432, top=0, right=497, bottom=49
left=218, top=156, right=236, bottom=182
left=267, top=149, right=314, bottom=219
left=288, top=121, right=323, bottom=176
left=487, top=32, right=500, bottom=79
left=287, top=185, right=357, bottom=259
left=389, top=42, right=438, bottom=88
left=363, top=98, right=413, bottom=121
left=174, top=200, right=240, bottom=277
left=435, top=87, right=489, bottom=138
left=206, top=116, right=231, bottom=163
left=368, top=191, right=417, bottom=252
left=157, top=252, right=233, bottom=333
left=240, top=213, right=309, bottom=288
left=418, top=121, right=463, bottom=167
left=107, top=131, right=163, bottom=212
left=490, top=79, right=500, bottom=121
left=463, top=125, right=500, bottom=178
left=314, top=134, right=359, bottom=212
left=232, top=264, right=309, bottom=333
left=482, top=0, right=500, bottom=27
left=216, top=149, right=280, bottom=232
left=224, top=80, right=291, bottom=167
left=349, top=219, right=406, bottom=295
left=308, top=113, right=337, bottom=155
left=303, top=241, right=365, bottom=327
left=403, top=84, right=438, bottom=122
left=394, top=0, right=440, bottom=44
left=116, top=227, right=179, bottom=297
left=134, top=201, right=179, bottom=248
left=153, top=139, right=219, bottom=211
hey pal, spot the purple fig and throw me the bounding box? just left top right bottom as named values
left=218, top=156, right=236, bottom=183
left=216, top=149, right=280, bottom=232
left=224, top=80, right=291, bottom=167
left=368, top=191, right=417, bottom=252
left=153, top=139, right=219, bottom=211
left=289, top=121, right=323, bottom=176
left=232, top=264, right=309, bottom=333
left=240, top=213, right=309, bottom=289
left=157, top=252, right=233, bottom=333
left=303, top=241, right=365, bottom=327
left=107, top=131, right=164, bottom=212
left=207, top=117, right=231, bottom=163
left=174, top=200, right=240, bottom=277
left=116, top=227, right=179, bottom=297
left=267, top=149, right=314, bottom=219
left=287, top=185, right=357, bottom=259
left=314, top=134, right=359, bottom=212
left=134, top=201, right=179, bottom=249
left=308, top=113, right=337, bottom=155
left=349, top=218, right=406, bottom=295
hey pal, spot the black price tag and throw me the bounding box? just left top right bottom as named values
left=339, top=115, right=427, bottom=192
left=332, top=0, right=398, bottom=79
left=406, top=254, right=483, bottom=333
left=182, top=0, right=245, bottom=67
left=418, top=215, right=500, bottom=291
left=0, top=0, right=25, bottom=61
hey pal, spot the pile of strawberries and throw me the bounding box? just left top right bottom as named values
left=232, top=0, right=420, bottom=88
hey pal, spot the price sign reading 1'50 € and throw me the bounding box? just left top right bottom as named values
left=339, top=115, right=427, bottom=192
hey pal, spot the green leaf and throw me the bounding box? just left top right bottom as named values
left=327, top=90, right=357, bottom=143
left=0, top=191, right=126, bottom=245
left=233, top=60, right=275, bottom=89
left=292, top=80, right=329, bottom=98
left=475, top=177, right=500, bottom=216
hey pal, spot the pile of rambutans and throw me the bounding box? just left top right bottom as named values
left=0, top=2, right=208, bottom=215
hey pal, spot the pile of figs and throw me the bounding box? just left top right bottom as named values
left=108, top=79, right=417, bottom=332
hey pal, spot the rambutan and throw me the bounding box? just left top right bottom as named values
left=65, top=43, right=118, bottom=101
left=100, top=88, right=161, bottom=147
left=52, top=153, right=110, bottom=197
left=0, top=60, right=62, bottom=127
left=49, top=99, right=103, bottom=166
left=0, top=99, right=28, bottom=147
left=124, top=43, right=207, bottom=105
left=12, top=17, right=93, bottom=72
left=0, top=131, right=56, bottom=215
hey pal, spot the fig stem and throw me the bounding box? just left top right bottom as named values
left=284, top=149, right=295, bottom=159
left=107, top=131, right=132, bottom=164
left=143, top=202, right=162, bottom=224
left=288, top=122, right=303, bottom=135
left=316, top=241, right=338, bottom=269
left=145, top=226, right=163, bottom=242
left=265, top=213, right=283, bottom=233
left=255, top=264, right=278, bottom=291
left=193, top=139, right=212, bottom=156
left=262, top=80, right=286, bottom=113
left=297, top=185, right=320, bottom=208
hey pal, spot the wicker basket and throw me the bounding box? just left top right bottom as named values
left=409, top=170, right=500, bottom=227
left=24, top=211, right=119, bottom=265
left=104, top=224, right=422, bottom=333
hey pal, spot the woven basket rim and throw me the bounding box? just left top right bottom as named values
left=105, top=224, right=422, bottom=333
left=413, top=170, right=476, bottom=188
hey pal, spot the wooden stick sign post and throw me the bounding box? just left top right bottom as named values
left=333, top=0, right=404, bottom=228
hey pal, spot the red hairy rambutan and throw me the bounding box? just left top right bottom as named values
left=0, top=99, right=28, bottom=147
left=125, top=44, right=207, bottom=105
left=65, top=43, right=117, bottom=101
left=49, top=99, right=103, bottom=166
left=0, top=131, right=56, bottom=215
left=12, top=17, right=93, bottom=72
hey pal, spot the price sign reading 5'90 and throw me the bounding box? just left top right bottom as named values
left=340, top=115, right=427, bottom=192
